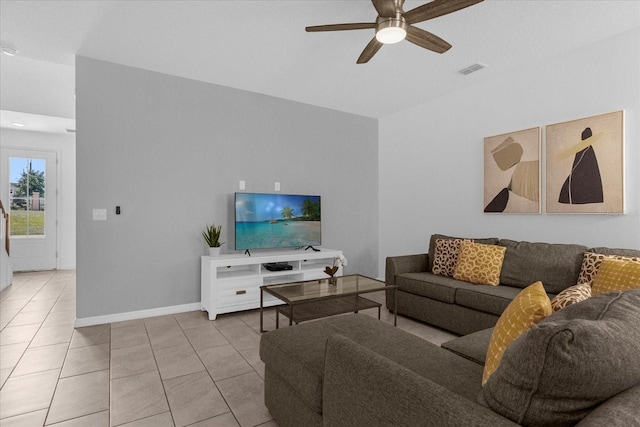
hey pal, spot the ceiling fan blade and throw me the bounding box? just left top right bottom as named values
left=357, top=38, right=383, bottom=64
left=404, top=0, right=483, bottom=25
left=371, top=0, right=397, bottom=18
left=405, top=25, right=452, bottom=54
left=306, top=23, right=375, bottom=32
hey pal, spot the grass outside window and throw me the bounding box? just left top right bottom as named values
left=10, top=210, right=45, bottom=236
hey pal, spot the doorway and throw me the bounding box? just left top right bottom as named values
left=1, top=148, right=58, bottom=271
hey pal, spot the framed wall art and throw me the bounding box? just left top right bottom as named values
left=546, top=110, right=624, bottom=214
left=484, top=127, right=541, bottom=214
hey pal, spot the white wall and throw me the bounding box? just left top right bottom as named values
left=378, top=28, right=640, bottom=277
left=0, top=128, right=77, bottom=270
left=76, top=57, right=378, bottom=320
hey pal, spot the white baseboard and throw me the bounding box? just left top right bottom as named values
left=58, top=264, right=76, bottom=270
left=74, top=302, right=202, bottom=328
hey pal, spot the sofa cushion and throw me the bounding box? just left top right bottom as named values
left=453, top=242, right=506, bottom=286
left=482, top=282, right=552, bottom=384
left=432, top=238, right=469, bottom=277
left=591, top=258, right=640, bottom=296
left=483, top=289, right=640, bottom=426
left=441, top=327, right=493, bottom=366
left=428, top=234, right=499, bottom=272
left=260, top=314, right=485, bottom=413
left=550, top=283, right=591, bottom=311
left=576, top=384, right=640, bottom=427
left=455, top=284, right=522, bottom=316
left=396, top=272, right=467, bottom=304
left=498, top=239, right=587, bottom=293
left=323, top=334, right=518, bottom=427
left=577, top=251, right=640, bottom=287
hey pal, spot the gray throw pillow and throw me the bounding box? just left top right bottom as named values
left=482, top=289, right=640, bottom=426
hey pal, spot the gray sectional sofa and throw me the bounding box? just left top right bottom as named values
left=260, top=290, right=640, bottom=426
left=260, top=235, right=640, bottom=426
left=385, top=234, right=640, bottom=335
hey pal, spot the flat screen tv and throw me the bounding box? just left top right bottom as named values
left=235, top=192, right=321, bottom=251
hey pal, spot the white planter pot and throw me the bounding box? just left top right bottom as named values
left=208, top=247, right=221, bottom=257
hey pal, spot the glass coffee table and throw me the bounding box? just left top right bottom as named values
left=260, top=274, right=397, bottom=332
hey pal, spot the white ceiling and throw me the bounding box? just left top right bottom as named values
left=1, top=0, right=639, bottom=133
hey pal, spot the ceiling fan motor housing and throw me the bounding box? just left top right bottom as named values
left=376, top=16, right=408, bottom=44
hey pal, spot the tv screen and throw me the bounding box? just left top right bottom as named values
left=235, top=192, right=321, bottom=251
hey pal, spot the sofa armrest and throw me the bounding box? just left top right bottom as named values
left=385, top=254, right=428, bottom=310
left=385, top=253, right=429, bottom=286
left=323, top=334, right=518, bottom=427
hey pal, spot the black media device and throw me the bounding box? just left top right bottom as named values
left=262, top=262, right=293, bottom=271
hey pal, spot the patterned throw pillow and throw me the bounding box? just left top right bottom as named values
left=591, top=258, right=640, bottom=296
left=482, top=281, right=552, bottom=385
left=453, top=241, right=506, bottom=286
left=550, top=283, right=592, bottom=312
left=432, top=238, right=471, bottom=277
left=577, top=252, right=640, bottom=287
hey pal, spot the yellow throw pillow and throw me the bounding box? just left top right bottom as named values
left=591, top=258, right=640, bottom=296
left=453, top=241, right=506, bottom=286
left=482, top=281, right=552, bottom=385
left=577, top=252, right=640, bottom=287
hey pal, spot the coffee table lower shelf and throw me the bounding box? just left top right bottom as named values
left=275, top=295, right=381, bottom=328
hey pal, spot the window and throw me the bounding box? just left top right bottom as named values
left=9, top=157, right=47, bottom=237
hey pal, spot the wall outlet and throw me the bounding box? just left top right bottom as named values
left=239, top=180, right=246, bottom=190
left=275, top=182, right=280, bottom=191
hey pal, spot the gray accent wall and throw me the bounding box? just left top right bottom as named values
left=76, top=56, right=378, bottom=319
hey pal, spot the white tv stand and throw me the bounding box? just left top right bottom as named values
left=201, top=248, right=343, bottom=320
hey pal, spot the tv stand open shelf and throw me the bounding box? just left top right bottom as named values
left=201, top=248, right=343, bottom=320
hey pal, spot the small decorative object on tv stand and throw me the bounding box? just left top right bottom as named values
left=201, top=248, right=343, bottom=320
left=324, top=255, right=348, bottom=285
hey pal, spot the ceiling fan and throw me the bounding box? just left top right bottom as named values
left=306, top=0, right=483, bottom=64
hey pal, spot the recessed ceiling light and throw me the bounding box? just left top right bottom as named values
left=11, top=122, right=25, bottom=127
left=1, top=45, right=17, bottom=56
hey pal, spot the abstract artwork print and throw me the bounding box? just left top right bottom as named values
left=546, top=111, right=624, bottom=214
left=484, top=127, right=541, bottom=214
left=558, top=127, right=603, bottom=205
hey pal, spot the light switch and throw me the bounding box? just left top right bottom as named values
left=92, top=209, right=107, bottom=221
left=239, top=180, right=246, bottom=190
left=275, top=182, right=280, bottom=191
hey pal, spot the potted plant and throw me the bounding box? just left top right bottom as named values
left=202, top=223, right=225, bottom=256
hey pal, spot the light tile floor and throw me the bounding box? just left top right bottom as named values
left=0, top=270, right=457, bottom=426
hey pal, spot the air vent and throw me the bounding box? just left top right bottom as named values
left=66, top=129, right=76, bottom=133
left=458, top=62, right=488, bottom=76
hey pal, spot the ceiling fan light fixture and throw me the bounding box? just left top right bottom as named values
left=375, top=18, right=407, bottom=44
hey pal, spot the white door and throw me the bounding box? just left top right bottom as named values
left=0, top=148, right=57, bottom=271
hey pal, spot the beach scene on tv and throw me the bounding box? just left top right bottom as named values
left=235, top=193, right=321, bottom=250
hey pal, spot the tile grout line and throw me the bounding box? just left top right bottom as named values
left=175, top=314, right=238, bottom=427
left=42, top=281, right=73, bottom=427
left=142, top=317, right=176, bottom=427
left=0, top=271, right=74, bottom=424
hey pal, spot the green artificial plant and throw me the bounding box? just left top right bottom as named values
left=202, top=223, right=225, bottom=248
